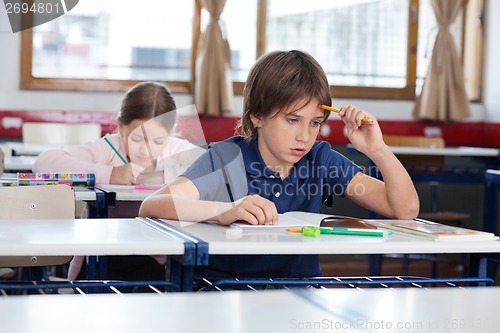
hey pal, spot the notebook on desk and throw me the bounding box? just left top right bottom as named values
left=233, top=212, right=498, bottom=241
left=365, top=218, right=498, bottom=241
left=234, top=211, right=376, bottom=229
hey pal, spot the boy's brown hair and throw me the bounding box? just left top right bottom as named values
left=237, top=50, right=331, bottom=139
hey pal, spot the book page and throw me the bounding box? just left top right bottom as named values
left=233, top=213, right=316, bottom=228
left=233, top=211, right=372, bottom=229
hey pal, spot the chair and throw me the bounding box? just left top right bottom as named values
left=0, top=184, right=75, bottom=268
left=22, top=122, right=102, bottom=145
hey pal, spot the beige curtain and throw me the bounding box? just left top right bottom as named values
left=413, top=0, right=470, bottom=122
left=194, top=0, right=233, bottom=117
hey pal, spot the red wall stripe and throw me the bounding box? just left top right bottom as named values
left=1, top=110, right=499, bottom=148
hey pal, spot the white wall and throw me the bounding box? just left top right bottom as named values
left=0, top=2, right=497, bottom=122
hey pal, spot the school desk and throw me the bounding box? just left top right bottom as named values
left=0, top=179, right=160, bottom=217
left=2, top=142, right=67, bottom=156
left=347, top=144, right=500, bottom=229
left=0, top=175, right=108, bottom=218
left=90, top=184, right=164, bottom=218
left=0, top=218, right=196, bottom=291
left=1, top=288, right=499, bottom=332
left=348, top=144, right=500, bottom=159
left=388, top=145, right=500, bottom=158
left=140, top=217, right=500, bottom=289
left=298, top=287, right=500, bottom=333
left=0, top=290, right=341, bottom=333
left=3, top=155, right=36, bottom=172
left=348, top=144, right=500, bottom=182
left=71, top=186, right=98, bottom=201
left=0, top=173, right=104, bottom=206
left=95, top=183, right=161, bottom=202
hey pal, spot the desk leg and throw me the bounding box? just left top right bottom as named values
left=469, top=253, right=498, bottom=286
left=484, top=178, right=498, bottom=233
left=86, top=256, right=108, bottom=280
left=98, top=256, right=108, bottom=280
left=86, top=190, right=108, bottom=218
left=86, top=256, right=97, bottom=280
left=86, top=203, right=103, bottom=218
left=170, top=257, right=194, bottom=292
left=369, top=254, right=382, bottom=275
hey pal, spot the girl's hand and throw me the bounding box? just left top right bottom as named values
left=215, top=195, right=278, bottom=226
left=338, top=105, right=386, bottom=156
left=110, top=163, right=151, bottom=184
left=135, top=170, right=164, bottom=185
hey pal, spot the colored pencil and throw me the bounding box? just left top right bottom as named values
left=321, top=105, right=374, bottom=123
left=104, top=137, right=128, bottom=164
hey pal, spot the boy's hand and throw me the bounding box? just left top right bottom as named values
left=216, top=194, right=278, bottom=226
left=339, top=105, right=385, bottom=156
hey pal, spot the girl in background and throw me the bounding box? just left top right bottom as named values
left=34, top=81, right=201, bottom=186
left=34, top=81, right=204, bottom=287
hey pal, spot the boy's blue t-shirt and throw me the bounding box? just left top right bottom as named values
left=181, top=136, right=362, bottom=279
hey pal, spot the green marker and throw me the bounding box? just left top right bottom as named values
left=104, top=136, right=128, bottom=164
left=318, top=227, right=391, bottom=237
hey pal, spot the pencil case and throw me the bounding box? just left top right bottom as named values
left=17, top=172, right=96, bottom=187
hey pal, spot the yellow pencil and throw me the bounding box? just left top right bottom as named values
left=320, top=105, right=374, bottom=123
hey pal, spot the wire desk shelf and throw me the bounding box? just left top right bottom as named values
left=1, top=275, right=495, bottom=295
left=197, top=276, right=495, bottom=292
left=0, top=280, right=178, bottom=296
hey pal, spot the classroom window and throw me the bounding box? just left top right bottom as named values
left=267, top=0, right=409, bottom=88
left=24, top=0, right=194, bottom=91
left=21, top=0, right=483, bottom=100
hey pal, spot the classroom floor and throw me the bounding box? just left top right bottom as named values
left=320, top=254, right=500, bottom=286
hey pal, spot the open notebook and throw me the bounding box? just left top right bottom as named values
left=233, top=212, right=498, bottom=241
left=234, top=211, right=377, bottom=230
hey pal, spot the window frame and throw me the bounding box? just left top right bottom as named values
left=20, top=0, right=482, bottom=101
